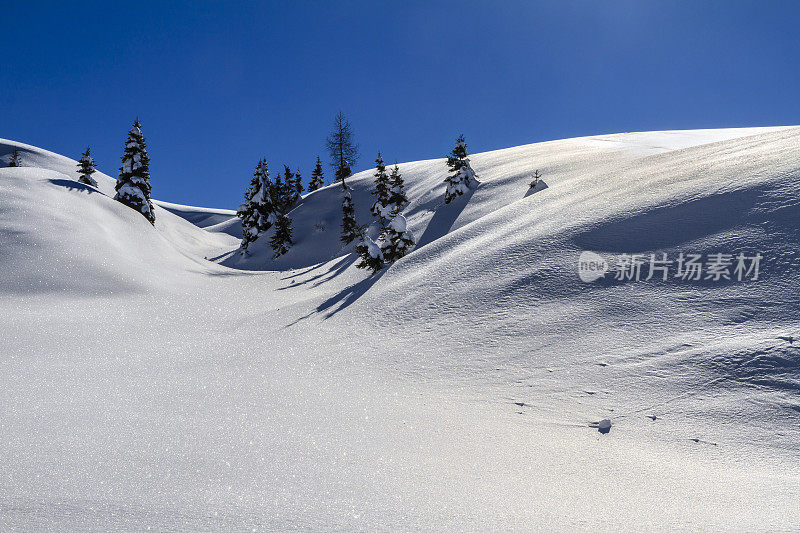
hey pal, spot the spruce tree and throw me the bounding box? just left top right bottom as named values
left=444, top=134, right=479, bottom=204
left=270, top=213, right=293, bottom=258
left=307, top=156, right=325, bottom=192
left=355, top=235, right=384, bottom=274
left=387, top=164, right=408, bottom=216
left=294, top=168, right=304, bottom=199
left=76, top=147, right=98, bottom=187
left=237, top=159, right=272, bottom=252
left=269, top=167, right=295, bottom=258
left=283, top=165, right=301, bottom=205
left=340, top=182, right=361, bottom=245
left=382, top=214, right=416, bottom=263
left=8, top=148, right=21, bottom=167
left=114, top=119, right=155, bottom=224
left=326, top=111, right=359, bottom=184
left=370, top=152, right=392, bottom=229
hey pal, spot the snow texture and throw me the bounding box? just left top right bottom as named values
left=1, top=126, right=800, bottom=531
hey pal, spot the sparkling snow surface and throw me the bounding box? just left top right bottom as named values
left=1, top=128, right=800, bottom=531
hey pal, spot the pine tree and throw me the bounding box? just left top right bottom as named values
left=270, top=213, right=293, bottom=258
left=326, top=111, right=359, bottom=184
left=294, top=168, right=304, bottom=198
left=114, top=119, right=155, bottom=224
left=8, top=148, right=21, bottom=167
left=382, top=214, right=416, bottom=263
left=340, top=182, right=361, bottom=245
left=335, top=160, right=352, bottom=184
left=237, top=159, right=272, bottom=252
left=387, top=164, right=409, bottom=216
left=269, top=167, right=295, bottom=258
left=355, top=235, right=384, bottom=274
left=370, top=152, right=392, bottom=230
left=283, top=166, right=301, bottom=205
left=307, top=156, right=325, bottom=192
left=76, top=147, right=98, bottom=187
left=444, top=134, right=479, bottom=204
left=529, top=169, right=541, bottom=189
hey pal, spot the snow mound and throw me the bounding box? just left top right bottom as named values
left=0, top=140, right=239, bottom=294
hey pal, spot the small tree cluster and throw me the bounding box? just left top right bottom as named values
left=236, top=161, right=301, bottom=257
left=114, top=119, right=155, bottom=225
left=444, top=134, right=479, bottom=204
left=355, top=156, right=415, bottom=274
left=76, top=147, right=98, bottom=187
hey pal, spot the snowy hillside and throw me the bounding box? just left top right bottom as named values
left=1, top=128, right=799, bottom=531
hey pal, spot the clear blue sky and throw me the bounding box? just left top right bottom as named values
left=3, top=1, right=799, bottom=209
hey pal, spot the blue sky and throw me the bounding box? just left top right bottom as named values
left=3, top=1, right=799, bottom=209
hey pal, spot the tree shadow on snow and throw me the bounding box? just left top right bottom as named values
left=48, top=178, right=101, bottom=194
left=316, top=268, right=386, bottom=318
left=523, top=179, right=548, bottom=198
left=284, top=265, right=385, bottom=326
left=277, top=254, right=356, bottom=290
left=416, top=188, right=475, bottom=248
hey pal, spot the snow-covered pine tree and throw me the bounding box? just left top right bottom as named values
left=326, top=111, right=359, bottom=184
left=307, top=156, right=325, bottom=192
left=76, top=147, right=98, bottom=187
left=382, top=214, right=415, bottom=263
left=444, top=134, right=479, bottom=204
left=8, top=148, right=22, bottom=167
left=529, top=169, right=541, bottom=189
left=237, top=159, right=272, bottom=252
left=370, top=152, right=392, bottom=230
left=387, top=164, right=408, bottom=216
left=114, top=119, right=155, bottom=224
left=355, top=235, right=384, bottom=274
left=269, top=167, right=295, bottom=258
left=340, top=182, right=361, bottom=245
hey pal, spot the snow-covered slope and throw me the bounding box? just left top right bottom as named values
left=154, top=200, right=242, bottom=238
left=1, top=128, right=799, bottom=531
